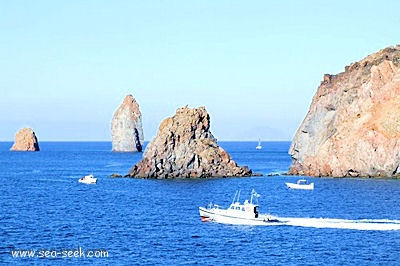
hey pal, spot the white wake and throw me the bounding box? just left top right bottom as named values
left=278, top=217, right=400, bottom=231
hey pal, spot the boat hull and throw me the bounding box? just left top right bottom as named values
left=78, top=179, right=97, bottom=184
left=285, top=182, right=314, bottom=190
left=199, top=207, right=281, bottom=225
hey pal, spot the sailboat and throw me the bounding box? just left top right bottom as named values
left=256, top=139, right=262, bottom=150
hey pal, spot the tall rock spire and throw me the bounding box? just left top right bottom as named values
left=111, top=94, right=144, bottom=152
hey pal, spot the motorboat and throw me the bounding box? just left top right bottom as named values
left=256, top=139, right=262, bottom=150
left=78, top=174, right=97, bottom=184
left=285, top=179, right=314, bottom=190
left=199, top=189, right=281, bottom=225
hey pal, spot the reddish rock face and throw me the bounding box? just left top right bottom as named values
left=10, top=128, right=40, bottom=151
left=111, top=94, right=144, bottom=152
left=127, top=106, right=252, bottom=178
left=289, top=45, right=400, bottom=178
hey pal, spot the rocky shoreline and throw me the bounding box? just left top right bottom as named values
left=6, top=46, right=400, bottom=179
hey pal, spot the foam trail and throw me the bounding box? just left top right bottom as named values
left=37, top=179, right=70, bottom=183
left=279, top=217, right=400, bottom=231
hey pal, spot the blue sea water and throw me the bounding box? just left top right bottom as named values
left=1, top=141, right=399, bottom=265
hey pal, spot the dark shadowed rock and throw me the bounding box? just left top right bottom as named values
left=127, top=106, right=252, bottom=178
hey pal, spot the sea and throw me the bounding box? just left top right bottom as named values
left=1, top=141, right=399, bottom=265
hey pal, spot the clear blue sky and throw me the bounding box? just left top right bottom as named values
left=1, top=0, right=399, bottom=141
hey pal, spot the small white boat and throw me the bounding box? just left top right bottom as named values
left=256, top=139, right=262, bottom=150
left=199, top=190, right=281, bottom=225
left=78, top=174, right=97, bottom=184
left=285, top=179, right=314, bottom=190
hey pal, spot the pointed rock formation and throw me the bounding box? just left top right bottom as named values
left=111, top=95, right=144, bottom=152
left=127, top=106, right=252, bottom=178
left=289, top=45, right=400, bottom=178
left=10, top=128, right=40, bottom=151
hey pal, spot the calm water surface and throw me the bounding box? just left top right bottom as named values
left=0, top=141, right=399, bottom=265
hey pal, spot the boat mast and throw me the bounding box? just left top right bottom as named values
left=250, top=189, right=259, bottom=204
left=231, top=190, right=238, bottom=205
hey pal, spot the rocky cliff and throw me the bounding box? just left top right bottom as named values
left=289, top=45, right=400, bottom=178
left=127, top=106, right=252, bottom=178
left=111, top=95, right=144, bottom=152
left=10, top=128, right=40, bottom=151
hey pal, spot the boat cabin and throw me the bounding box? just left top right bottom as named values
left=229, top=200, right=259, bottom=218
left=297, top=179, right=308, bottom=185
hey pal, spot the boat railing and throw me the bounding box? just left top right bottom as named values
left=207, top=202, right=221, bottom=209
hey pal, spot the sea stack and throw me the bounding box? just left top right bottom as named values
left=10, top=128, right=40, bottom=151
left=289, top=45, right=400, bottom=178
left=111, top=94, right=144, bottom=152
left=127, top=106, right=252, bottom=178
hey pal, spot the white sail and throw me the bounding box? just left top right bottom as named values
left=256, top=139, right=262, bottom=150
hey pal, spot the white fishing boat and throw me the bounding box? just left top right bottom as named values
left=285, top=179, right=314, bottom=190
left=256, top=139, right=262, bottom=150
left=199, top=189, right=281, bottom=225
left=78, top=174, right=97, bottom=184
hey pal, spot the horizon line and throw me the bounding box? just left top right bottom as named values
left=0, top=139, right=292, bottom=143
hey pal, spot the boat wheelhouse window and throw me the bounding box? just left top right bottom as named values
left=235, top=206, right=240, bottom=210
left=241, top=207, right=245, bottom=211
left=230, top=206, right=235, bottom=210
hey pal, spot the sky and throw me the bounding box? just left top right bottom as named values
left=1, top=0, right=399, bottom=141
